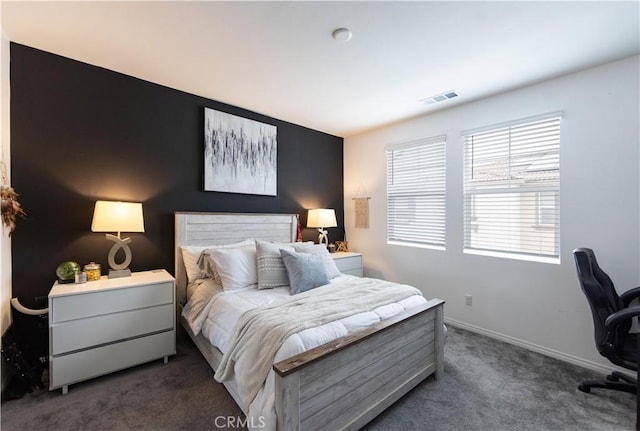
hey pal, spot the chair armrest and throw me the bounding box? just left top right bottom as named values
left=604, top=305, right=640, bottom=329
left=620, top=286, right=640, bottom=307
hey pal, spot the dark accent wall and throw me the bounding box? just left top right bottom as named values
left=10, top=43, right=344, bottom=305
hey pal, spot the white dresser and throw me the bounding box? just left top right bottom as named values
left=331, top=252, right=363, bottom=277
left=48, top=269, right=176, bottom=394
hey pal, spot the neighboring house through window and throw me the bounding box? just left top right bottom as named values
left=386, top=135, right=446, bottom=249
left=462, top=114, right=562, bottom=263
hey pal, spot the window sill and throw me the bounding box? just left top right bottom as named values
left=387, top=241, right=445, bottom=251
left=463, top=248, right=560, bottom=264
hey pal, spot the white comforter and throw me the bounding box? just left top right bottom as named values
left=182, top=275, right=427, bottom=430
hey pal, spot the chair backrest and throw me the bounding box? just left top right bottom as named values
left=572, top=248, right=630, bottom=354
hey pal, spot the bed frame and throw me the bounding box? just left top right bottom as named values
left=175, top=212, right=445, bottom=431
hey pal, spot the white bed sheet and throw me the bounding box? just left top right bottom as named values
left=182, top=275, right=427, bottom=430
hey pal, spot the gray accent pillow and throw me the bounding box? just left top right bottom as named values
left=280, top=249, right=329, bottom=295
left=255, top=240, right=294, bottom=289
left=292, top=243, right=341, bottom=279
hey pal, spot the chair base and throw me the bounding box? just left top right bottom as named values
left=578, top=371, right=637, bottom=395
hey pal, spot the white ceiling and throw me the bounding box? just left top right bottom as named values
left=2, top=1, right=639, bottom=137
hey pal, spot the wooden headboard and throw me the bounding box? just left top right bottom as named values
left=174, top=212, right=298, bottom=306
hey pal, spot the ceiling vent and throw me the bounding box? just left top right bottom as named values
left=421, top=90, right=458, bottom=105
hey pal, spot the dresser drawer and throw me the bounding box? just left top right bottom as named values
left=51, top=303, right=174, bottom=355
left=51, top=282, right=173, bottom=323
left=50, top=330, right=175, bottom=390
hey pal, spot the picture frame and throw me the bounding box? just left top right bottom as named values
left=204, top=107, right=277, bottom=196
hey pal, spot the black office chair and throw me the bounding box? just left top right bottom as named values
left=573, top=247, right=640, bottom=394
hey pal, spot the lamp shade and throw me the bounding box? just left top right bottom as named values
left=91, top=201, right=145, bottom=233
left=307, top=208, right=337, bottom=228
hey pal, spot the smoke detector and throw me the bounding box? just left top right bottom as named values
left=332, top=28, right=352, bottom=43
left=421, top=90, right=458, bottom=105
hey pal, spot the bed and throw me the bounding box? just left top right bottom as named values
left=175, top=212, right=445, bottom=430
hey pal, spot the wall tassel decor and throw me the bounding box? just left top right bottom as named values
left=353, top=183, right=371, bottom=229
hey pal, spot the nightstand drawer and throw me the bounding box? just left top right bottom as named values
left=50, top=331, right=175, bottom=390
left=51, top=303, right=174, bottom=355
left=331, top=253, right=364, bottom=277
left=341, top=268, right=363, bottom=277
left=51, top=282, right=173, bottom=323
left=334, top=255, right=362, bottom=272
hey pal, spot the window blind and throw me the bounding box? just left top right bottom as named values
left=463, top=114, right=561, bottom=262
left=386, top=136, right=446, bottom=248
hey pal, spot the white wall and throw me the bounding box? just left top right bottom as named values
left=344, top=55, right=640, bottom=373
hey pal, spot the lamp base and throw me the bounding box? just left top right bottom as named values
left=317, top=228, right=329, bottom=247
left=108, top=268, right=132, bottom=279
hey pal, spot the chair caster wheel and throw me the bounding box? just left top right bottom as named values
left=578, top=384, right=590, bottom=393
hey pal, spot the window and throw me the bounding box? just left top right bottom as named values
left=463, top=114, right=561, bottom=263
left=386, top=135, right=446, bottom=249
left=536, top=191, right=556, bottom=227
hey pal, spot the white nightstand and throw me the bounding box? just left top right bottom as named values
left=331, top=252, right=363, bottom=277
left=48, top=269, right=176, bottom=394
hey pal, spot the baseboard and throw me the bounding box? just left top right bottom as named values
left=444, top=317, right=635, bottom=378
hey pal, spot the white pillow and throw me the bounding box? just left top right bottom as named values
left=207, top=246, right=258, bottom=290
left=180, top=239, right=253, bottom=282
left=200, top=240, right=255, bottom=282
left=181, top=246, right=210, bottom=283
left=292, top=243, right=341, bottom=279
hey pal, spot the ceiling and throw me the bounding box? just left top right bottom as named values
left=2, top=1, right=639, bottom=137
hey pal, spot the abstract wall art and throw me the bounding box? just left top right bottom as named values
left=204, top=107, right=277, bottom=195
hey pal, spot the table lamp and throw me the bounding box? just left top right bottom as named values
left=91, top=200, right=145, bottom=278
left=307, top=208, right=337, bottom=246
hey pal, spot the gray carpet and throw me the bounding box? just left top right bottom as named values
left=364, top=327, right=635, bottom=431
left=1, top=326, right=635, bottom=430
